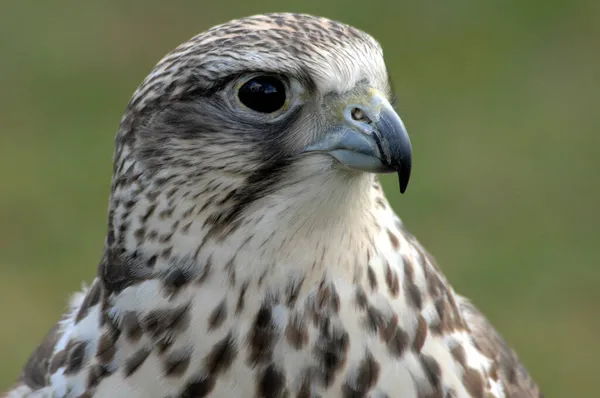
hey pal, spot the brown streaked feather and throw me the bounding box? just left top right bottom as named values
left=459, top=298, right=544, bottom=398
left=18, top=322, right=63, bottom=390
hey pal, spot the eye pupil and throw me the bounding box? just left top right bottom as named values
left=238, top=76, right=286, bottom=113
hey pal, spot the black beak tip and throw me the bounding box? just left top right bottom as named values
left=398, top=165, right=411, bottom=194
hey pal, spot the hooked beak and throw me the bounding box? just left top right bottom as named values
left=304, top=91, right=412, bottom=193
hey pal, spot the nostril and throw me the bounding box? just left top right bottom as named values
left=350, top=107, right=372, bottom=124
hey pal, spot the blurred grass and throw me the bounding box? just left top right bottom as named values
left=1, top=1, right=598, bottom=395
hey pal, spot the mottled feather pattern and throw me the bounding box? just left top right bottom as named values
left=4, top=12, right=541, bottom=398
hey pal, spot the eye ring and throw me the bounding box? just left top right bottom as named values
left=236, top=75, right=288, bottom=114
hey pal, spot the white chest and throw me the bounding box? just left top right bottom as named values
left=92, top=216, right=501, bottom=398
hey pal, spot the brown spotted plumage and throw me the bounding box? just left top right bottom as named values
left=5, top=12, right=541, bottom=398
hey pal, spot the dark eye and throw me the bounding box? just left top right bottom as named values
left=238, top=75, right=287, bottom=113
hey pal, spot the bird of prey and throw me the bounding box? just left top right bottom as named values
left=5, top=13, right=542, bottom=398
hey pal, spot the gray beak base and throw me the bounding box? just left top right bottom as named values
left=305, top=94, right=412, bottom=193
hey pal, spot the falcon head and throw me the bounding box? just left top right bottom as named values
left=111, top=13, right=411, bottom=234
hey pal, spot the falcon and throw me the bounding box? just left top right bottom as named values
left=5, top=13, right=542, bottom=398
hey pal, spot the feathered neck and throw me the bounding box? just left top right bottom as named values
left=101, top=157, right=386, bottom=293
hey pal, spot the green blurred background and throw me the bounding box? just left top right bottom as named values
left=1, top=0, right=598, bottom=395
